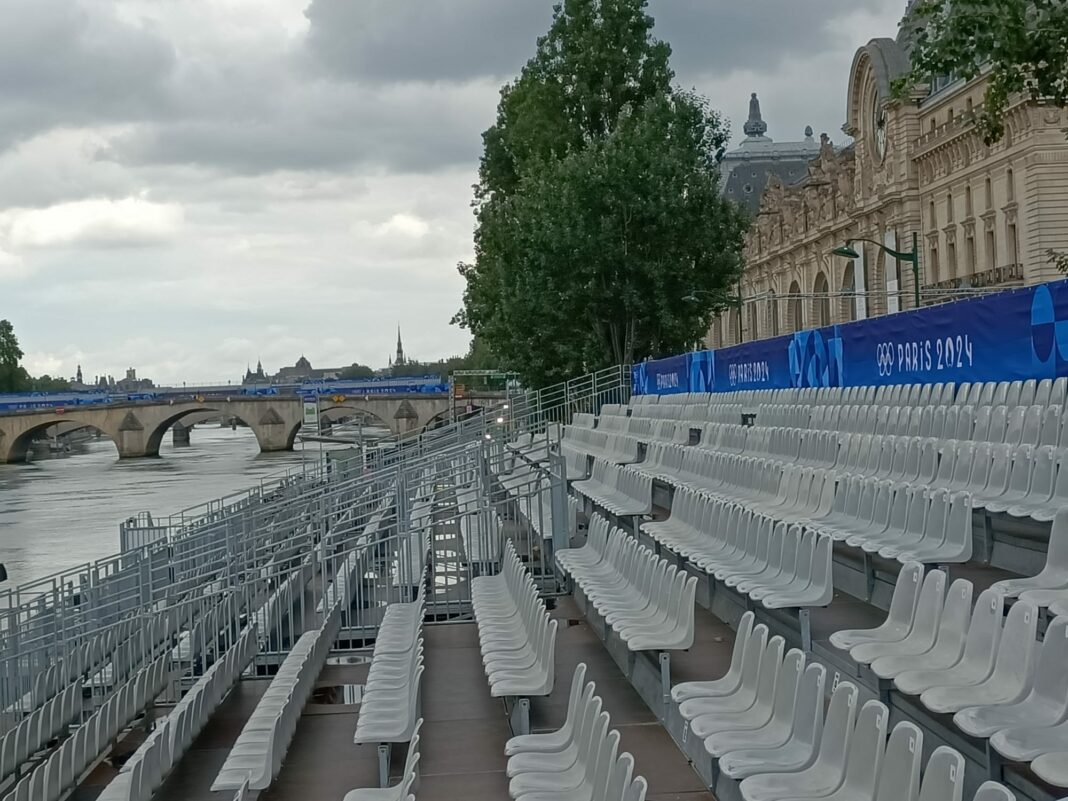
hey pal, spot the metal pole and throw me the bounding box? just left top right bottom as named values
left=912, top=230, right=921, bottom=309
left=736, top=283, right=744, bottom=343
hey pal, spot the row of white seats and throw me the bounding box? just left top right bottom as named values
left=518, top=483, right=580, bottom=544
left=808, top=477, right=973, bottom=564
left=557, top=517, right=696, bottom=651
left=630, top=376, right=1067, bottom=413
left=671, top=612, right=1015, bottom=801
left=623, top=391, right=1068, bottom=444
left=832, top=564, right=1068, bottom=789
left=353, top=594, right=425, bottom=787
left=642, top=494, right=834, bottom=608
left=3, top=602, right=188, bottom=783
left=98, top=625, right=260, bottom=801
left=504, top=663, right=648, bottom=801
left=251, top=557, right=314, bottom=653
left=572, top=459, right=652, bottom=518
left=990, top=508, right=1068, bottom=606
left=813, top=403, right=1066, bottom=449
left=6, top=653, right=171, bottom=801
left=562, top=428, right=640, bottom=465
left=637, top=442, right=976, bottom=564
left=459, top=508, right=504, bottom=564
left=0, top=684, right=81, bottom=786
left=320, top=510, right=397, bottom=619
left=344, top=719, right=421, bottom=801
left=18, top=606, right=179, bottom=730
left=595, top=414, right=693, bottom=447
left=627, top=402, right=744, bottom=424
left=212, top=619, right=336, bottom=792
left=499, top=458, right=549, bottom=498
left=471, top=542, right=557, bottom=698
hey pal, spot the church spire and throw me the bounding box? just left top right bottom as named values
left=743, top=92, right=769, bottom=139
left=395, top=325, right=405, bottom=366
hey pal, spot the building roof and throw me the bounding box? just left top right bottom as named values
left=720, top=93, right=821, bottom=215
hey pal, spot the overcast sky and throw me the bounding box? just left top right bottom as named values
left=0, top=0, right=907, bottom=386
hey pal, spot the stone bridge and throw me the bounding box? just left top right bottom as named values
left=0, top=394, right=457, bottom=462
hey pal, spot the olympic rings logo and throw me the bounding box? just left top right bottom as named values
left=876, top=343, right=896, bottom=376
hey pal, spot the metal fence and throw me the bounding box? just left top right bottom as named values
left=0, top=363, right=628, bottom=776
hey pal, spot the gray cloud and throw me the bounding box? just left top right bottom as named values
left=106, top=79, right=494, bottom=175
left=0, top=0, right=174, bottom=152
left=650, top=0, right=901, bottom=79
left=304, top=0, right=556, bottom=82
left=302, top=0, right=898, bottom=85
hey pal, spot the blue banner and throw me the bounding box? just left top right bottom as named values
left=633, top=278, right=1068, bottom=395
left=714, top=335, right=793, bottom=391
left=632, top=353, right=689, bottom=395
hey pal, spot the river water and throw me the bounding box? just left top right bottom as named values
left=0, top=426, right=345, bottom=588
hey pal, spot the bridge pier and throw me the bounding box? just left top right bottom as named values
left=172, top=422, right=191, bottom=446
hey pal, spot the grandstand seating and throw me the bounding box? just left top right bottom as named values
left=573, top=459, right=653, bottom=518
left=212, top=622, right=337, bottom=792
left=504, top=663, right=649, bottom=801
left=96, top=626, right=260, bottom=801
left=668, top=618, right=1018, bottom=801
left=353, top=594, right=426, bottom=787
left=824, top=563, right=1068, bottom=792
left=471, top=541, right=557, bottom=732
left=557, top=515, right=697, bottom=651
left=344, top=720, right=422, bottom=801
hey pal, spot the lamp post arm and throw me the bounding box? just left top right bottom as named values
left=848, top=237, right=918, bottom=263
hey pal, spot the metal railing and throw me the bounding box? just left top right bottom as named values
left=0, top=364, right=625, bottom=785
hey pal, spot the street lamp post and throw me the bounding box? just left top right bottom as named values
left=832, top=232, right=921, bottom=309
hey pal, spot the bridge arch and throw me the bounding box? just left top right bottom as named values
left=318, top=406, right=391, bottom=429
left=144, top=407, right=225, bottom=456
left=3, top=418, right=116, bottom=462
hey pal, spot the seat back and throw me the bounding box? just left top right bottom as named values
left=874, top=722, right=923, bottom=801
left=839, top=701, right=889, bottom=795
left=971, top=781, right=1016, bottom=801
left=811, top=681, right=859, bottom=776
left=917, top=746, right=965, bottom=801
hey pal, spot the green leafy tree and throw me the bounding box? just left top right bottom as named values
left=0, top=320, right=28, bottom=392
left=894, top=0, right=1068, bottom=145
left=28, top=375, right=71, bottom=392
left=453, top=0, right=747, bottom=387
left=339, top=363, right=375, bottom=380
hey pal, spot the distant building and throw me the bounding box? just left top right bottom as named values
left=86, top=366, right=155, bottom=392
left=243, top=360, right=268, bottom=385
left=720, top=93, right=821, bottom=216
left=391, top=326, right=406, bottom=368
left=270, top=356, right=342, bottom=383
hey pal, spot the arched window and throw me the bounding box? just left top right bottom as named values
left=767, top=290, right=780, bottom=336
left=728, top=307, right=741, bottom=345
left=840, top=264, right=857, bottom=322
left=929, top=199, right=937, bottom=229
left=985, top=177, right=993, bottom=211
left=965, top=185, right=973, bottom=217
left=1006, top=167, right=1016, bottom=202
left=812, top=272, right=831, bottom=328
left=746, top=302, right=759, bottom=342
left=787, top=280, right=804, bottom=333
left=946, top=191, right=954, bottom=223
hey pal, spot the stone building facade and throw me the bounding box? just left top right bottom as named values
left=708, top=10, right=1068, bottom=348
